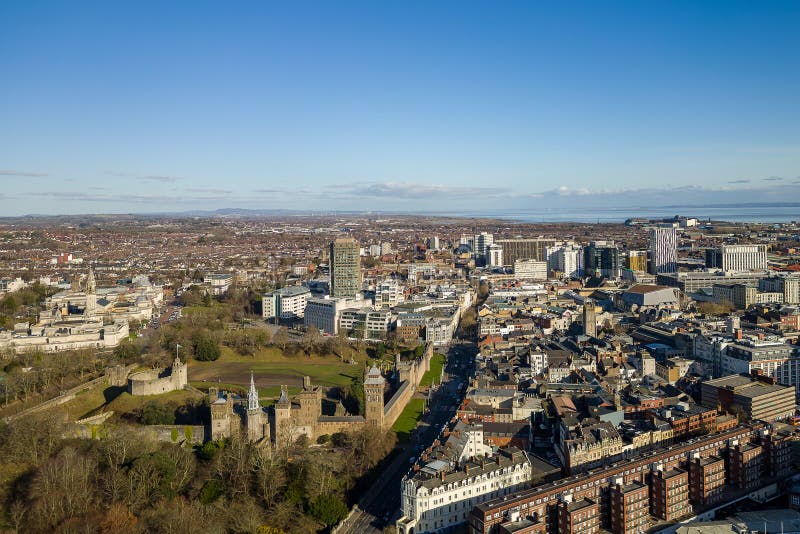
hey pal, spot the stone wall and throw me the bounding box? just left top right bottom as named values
left=382, top=343, right=435, bottom=429
left=69, top=422, right=205, bottom=445
left=128, top=360, right=187, bottom=396
left=315, top=416, right=367, bottom=438
left=3, top=364, right=137, bottom=423
left=383, top=381, right=412, bottom=429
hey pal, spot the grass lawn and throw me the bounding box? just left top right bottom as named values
left=187, top=346, right=367, bottom=389
left=189, top=381, right=302, bottom=405
left=392, top=397, right=426, bottom=443
left=60, top=385, right=203, bottom=421
left=418, top=353, right=446, bottom=389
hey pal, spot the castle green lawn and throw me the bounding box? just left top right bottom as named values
left=392, top=397, right=426, bottom=443
left=186, top=346, right=367, bottom=389
left=189, top=381, right=302, bottom=404
left=418, top=353, right=446, bottom=389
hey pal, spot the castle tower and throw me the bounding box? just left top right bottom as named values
left=273, top=385, right=292, bottom=445
left=294, top=376, right=322, bottom=439
left=172, top=353, right=188, bottom=389
left=246, top=371, right=264, bottom=442
left=583, top=298, right=597, bottom=338
left=364, top=365, right=386, bottom=428
left=210, top=389, right=234, bottom=440
left=85, top=268, right=97, bottom=316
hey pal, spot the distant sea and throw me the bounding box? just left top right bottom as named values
left=446, top=206, right=800, bottom=224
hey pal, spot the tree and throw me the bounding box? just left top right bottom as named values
left=139, top=401, right=175, bottom=425
left=113, top=339, right=140, bottom=363
left=193, top=335, right=221, bottom=362
left=308, top=494, right=348, bottom=527
left=301, top=326, right=321, bottom=356
left=272, top=327, right=289, bottom=352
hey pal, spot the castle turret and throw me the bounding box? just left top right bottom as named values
left=364, top=365, right=386, bottom=428
left=246, top=371, right=264, bottom=441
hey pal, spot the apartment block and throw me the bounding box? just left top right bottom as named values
left=650, top=467, right=689, bottom=521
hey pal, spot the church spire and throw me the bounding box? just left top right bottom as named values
left=247, top=371, right=259, bottom=411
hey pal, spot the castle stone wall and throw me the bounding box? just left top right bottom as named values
left=128, top=360, right=187, bottom=396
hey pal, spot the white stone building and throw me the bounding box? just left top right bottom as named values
left=397, top=421, right=531, bottom=534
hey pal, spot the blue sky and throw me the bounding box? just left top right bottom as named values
left=1, top=1, right=799, bottom=215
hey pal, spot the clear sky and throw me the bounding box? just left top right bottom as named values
left=1, top=1, right=799, bottom=215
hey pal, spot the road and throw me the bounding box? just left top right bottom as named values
left=337, top=341, right=476, bottom=534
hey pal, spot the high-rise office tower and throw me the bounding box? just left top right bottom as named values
left=496, top=238, right=557, bottom=264
left=626, top=250, right=648, bottom=272
left=486, top=244, right=504, bottom=268
left=649, top=227, right=678, bottom=274
left=473, top=232, right=494, bottom=264
left=583, top=241, right=620, bottom=278
left=706, top=244, right=767, bottom=272
left=330, top=237, right=361, bottom=298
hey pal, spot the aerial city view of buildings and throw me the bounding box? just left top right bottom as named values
left=3, top=2, right=800, bottom=533
left=2, top=213, right=800, bottom=533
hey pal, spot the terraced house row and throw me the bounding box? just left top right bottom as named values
left=468, top=422, right=794, bottom=534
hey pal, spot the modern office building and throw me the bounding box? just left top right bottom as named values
left=584, top=241, right=620, bottom=278
left=701, top=375, right=796, bottom=422
left=513, top=260, right=547, bottom=280
left=706, top=245, right=768, bottom=272
left=374, top=278, right=404, bottom=308
left=262, top=286, right=311, bottom=320
left=486, top=244, right=504, bottom=268
left=547, top=243, right=584, bottom=278
left=657, top=271, right=767, bottom=292
left=649, top=226, right=678, bottom=275
left=304, top=295, right=366, bottom=335
left=760, top=275, right=800, bottom=304
left=474, top=232, right=494, bottom=263
left=330, top=237, right=361, bottom=298
left=626, top=250, right=648, bottom=272
left=496, top=238, right=556, bottom=264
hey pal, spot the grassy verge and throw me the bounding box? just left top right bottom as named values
left=392, top=397, right=426, bottom=443
left=418, top=353, right=446, bottom=389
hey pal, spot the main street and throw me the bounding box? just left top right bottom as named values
left=337, top=341, right=476, bottom=534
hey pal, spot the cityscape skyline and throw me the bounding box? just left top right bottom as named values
left=2, top=1, right=800, bottom=215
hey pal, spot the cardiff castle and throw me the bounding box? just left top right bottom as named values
left=209, top=343, right=436, bottom=446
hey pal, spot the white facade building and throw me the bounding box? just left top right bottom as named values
left=513, top=260, right=548, bottom=280
left=262, top=286, right=311, bottom=320
left=719, top=244, right=768, bottom=272
left=486, top=244, right=504, bottom=268
left=474, top=232, right=494, bottom=262
left=304, top=295, right=366, bottom=335
left=649, top=226, right=678, bottom=274
left=374, top=278, right=405, bottom=308
left=397, top=422, right=532, bottom=534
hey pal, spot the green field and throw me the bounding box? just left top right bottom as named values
left=392, top=397, right=426, bottom=442
left=418, top=353, right=446, bottom=389
left=187, top=346, right=367, bottom=390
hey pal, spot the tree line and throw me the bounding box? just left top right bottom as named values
left=0, top=411, right=397, bottom=533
